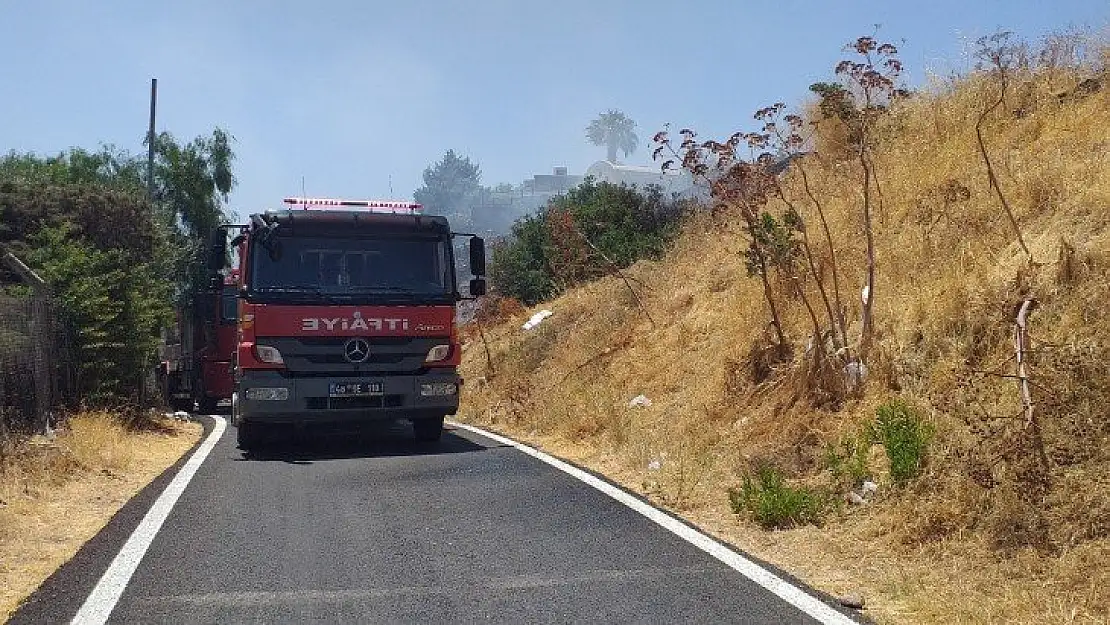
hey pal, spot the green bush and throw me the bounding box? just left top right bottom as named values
left=823, top=431, right=872, bottom=488
left=729, top=465, right=830, bottom=529
left=28, top=224, right=172, bottom=403
left=489, top=212, right=557, bottom=306
left=490, top=179, right=686, bottom=305
left=867, top=399, right=934, bottom=486
left=557, top=179, right=683, bottom=269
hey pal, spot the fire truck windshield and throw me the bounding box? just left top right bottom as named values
left=249, top=235, right=454, bottom=304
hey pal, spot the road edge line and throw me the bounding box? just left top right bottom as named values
left=70, top=416, right=227, bottom=625
left=448, top=420, right=860, bottom=625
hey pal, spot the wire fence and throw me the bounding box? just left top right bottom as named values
left=0, top=295, right=75, bottom=438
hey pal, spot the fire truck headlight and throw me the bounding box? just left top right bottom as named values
left=244, top=387, right=289, bottom=401
left=425, top=344, right=451, bottom=363
left=254, top=344, right=284, bottom=364
left=420, top=382, right=458, bottom=397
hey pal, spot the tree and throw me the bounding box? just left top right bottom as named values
left=586, top=110, right=639, bottom=163
left=414, top=150, right=484, bottom=282
left=0, top=127, right=236, bottom=404
left=413, top=150, right=482, bottom=223
left=147, top=128, right=237, bottom=300
left=27, top=223, right=171, bottom=402
left=489, top=179, right=684, bottom=305
left=0, top=146, right=144, bottom=190
left=974, top=31, right=1032, bottom=263
left=0, top=180, right=173, bottom=402
left=150, top=129, right=234, bottom=239
left=653, top=128, right=791, bottom=351
left=489, top=212, right=556, bottom=306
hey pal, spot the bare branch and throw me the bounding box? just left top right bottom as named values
left=975, top=33, right=1033, bottom=263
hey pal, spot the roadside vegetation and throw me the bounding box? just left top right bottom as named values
left=490, top=178, right=688, bottom=306
left=0, top=133, right=228, bottom=614
left=0, top=411, right=201, bottom=619
left=461, top=29, right=1109, bottom=624
left=0, top=131, right=235, bottom=405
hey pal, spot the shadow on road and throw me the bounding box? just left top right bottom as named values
left=234, top=422, right=495, bottom=464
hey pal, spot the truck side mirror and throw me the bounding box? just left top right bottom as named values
left=208, top=274, right=222, bottom=291
left=469, top=237, right=486, bottom=276
left=469, top=278, right=487, bottom=297
left=207, top=231, right=226, bottom=273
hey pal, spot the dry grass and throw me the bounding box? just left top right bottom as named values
left=460, top=57, right=1110, bottom=624
left=0, top=412, right=202, bottom=619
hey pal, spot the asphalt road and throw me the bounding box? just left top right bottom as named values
left=11, top=419, right=860, bottom=624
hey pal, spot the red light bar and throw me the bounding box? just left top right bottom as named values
left=282, top=197, right=423, bottom=213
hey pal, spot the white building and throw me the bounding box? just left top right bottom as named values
left=584, top=160, right=701, bottom=198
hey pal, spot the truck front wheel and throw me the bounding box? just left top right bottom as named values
left=412, top=416, right=444, bottom=443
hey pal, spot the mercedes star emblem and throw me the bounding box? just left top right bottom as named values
left=343, top=338, right=371, bottom=363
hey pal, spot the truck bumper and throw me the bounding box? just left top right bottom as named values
left=234, top=370, right=460, bottom=425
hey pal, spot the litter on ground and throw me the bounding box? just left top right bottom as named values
left=522, top=309, right=553, bottom=330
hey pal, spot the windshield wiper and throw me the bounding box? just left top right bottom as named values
left=256, top=285, right=448, bottom=303
left=348, top=285, right=449, bottom=296
left=254, top=286, right=325, bottom=301
left=256, top=285, right=319, bottom=293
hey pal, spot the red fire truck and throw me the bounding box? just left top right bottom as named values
left=158, top=272, right=238, bottom=414
left=211, top=197, right=485, bottom=449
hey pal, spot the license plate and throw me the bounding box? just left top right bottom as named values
left=328, top=382, right=384, bottom=397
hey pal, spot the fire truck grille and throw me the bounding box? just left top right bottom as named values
left=304, top=395, right=405, bottom=410
left=257, top=336, right=448, bottom=375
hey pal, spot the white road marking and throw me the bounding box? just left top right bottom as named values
left=133, top=565, right=718, bottom=607
left=448, top=421, right=859, bottom=625
left=71, top=416, right=227, bottom=625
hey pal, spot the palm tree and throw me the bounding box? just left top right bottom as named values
left=586, top=110, right=638, bottom=163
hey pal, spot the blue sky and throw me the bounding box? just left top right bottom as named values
left=1, top=1, right=1106, bottom=221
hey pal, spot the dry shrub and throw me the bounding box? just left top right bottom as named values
left=805, top=100, right=857, bottom=164
left=0, top=411, right=136, bottom=508
left=502, top=322, right=558, bottom=375
left=1046, top=462, right=1110, bottom=547
left=894, top=479, right=987, bottom=545
left=0, top=441, right=82, bottom=501
left=560, top=386, right=627, bottom=443
left=642, top=417, right=722, bottom=510
left=986, top=481, right=1052, bottom=552
left=1037, top=344, right=1110, bottom=466
left=65, top=411, right=135, bottom=474
left=745, top=338, right=788, bottom=385
left=474, top=295, right=526, bottom=326
left=791, top=348, right=852, bottom=409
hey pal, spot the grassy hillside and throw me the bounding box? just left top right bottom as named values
left=458, top=49, right=1109, bottom=623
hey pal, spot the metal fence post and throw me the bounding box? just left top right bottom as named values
left=2, top=251, right=54, bottom=434
left=30, top=296, right=52, bottom=432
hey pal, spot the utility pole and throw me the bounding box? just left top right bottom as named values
left=141, top=78, right=157, bottom=408
left=147, top=78, right=157, bottom=201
